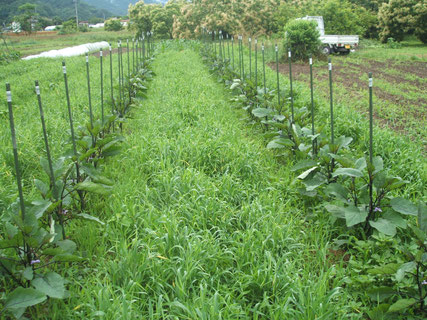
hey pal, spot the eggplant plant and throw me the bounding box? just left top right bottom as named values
left=0, top=200, right=83, bottom=319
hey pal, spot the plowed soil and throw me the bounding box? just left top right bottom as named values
left=272, top=58, right=426, bottom=142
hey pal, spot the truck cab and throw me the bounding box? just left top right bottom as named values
left=298, top=16, right=359, bottom=55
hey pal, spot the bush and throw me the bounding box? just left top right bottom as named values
left=58, top=20, right=77, bottom=35
left=284, top=19, right=321, bottom=61
left=104, top=19, right=123, bottom=31
left=78, top=25, right=89, bottom=33
left=0, top=49, right=21, bottom=64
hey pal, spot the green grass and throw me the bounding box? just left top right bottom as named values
left=2, top=29, right=133, bottom=56
left=2, top=44, right=360, bottom=319
left=66, top=47, right=355, bottom=319
left=1, top=38, right=425, bottom=318
left=355, top=37, right=427, bottom=61
left=0, top=42, right=132, bottom=212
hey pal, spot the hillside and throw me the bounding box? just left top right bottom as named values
left=0, top=0, right=114, bottom=25
left=85, top=0, right=168, bottom=15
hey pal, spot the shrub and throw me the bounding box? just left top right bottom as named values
left=78, top=25, right=89, bottom=33
left=58, top=20, right=77, bottom=35
left=284, top=19, right=321, bottom=61
left=105, top=18, right=123, bottom=32
left=0, top=49, right=21, bottom=64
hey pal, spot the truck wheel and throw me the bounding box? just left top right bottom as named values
left=322, top=46, right=331, bottom=55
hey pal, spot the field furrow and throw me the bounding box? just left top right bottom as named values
left=51, top=46, right=355, bottom=319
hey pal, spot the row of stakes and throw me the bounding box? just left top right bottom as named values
left=4, top=35, right=156, bottom=221
left=203, top=32, right=374, bottom=162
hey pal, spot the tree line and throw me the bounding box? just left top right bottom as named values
left=128, top=0, right=426, bottom=43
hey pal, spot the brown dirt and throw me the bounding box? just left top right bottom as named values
left=271, top=58, right=427, bottom=141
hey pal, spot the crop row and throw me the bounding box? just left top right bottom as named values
left=0, top=38, right=156, bottom=318
left=200, top=34, right=426, bottom=318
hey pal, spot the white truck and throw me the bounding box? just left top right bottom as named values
left=299, top=16, right=359, bottom=55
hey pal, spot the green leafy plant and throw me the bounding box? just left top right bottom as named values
left=284, top=19, right=321, bottom=61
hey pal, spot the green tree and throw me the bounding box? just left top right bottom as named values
left=59, top=19, right=77, bottom=34
left=129, top=1, right=161, bottom=36
left=151, top=0, right=182, bottom=39
left=14, top=3, right=38, bottom=34
left=104, top=18, right=123, bottom=31
left=318, top=0, right=372, bottom=36
left=284, top=19, right=321, bottom=61
left=414, top=0, right=427, bottom=44
left=378, top=0, right=420, bottom=42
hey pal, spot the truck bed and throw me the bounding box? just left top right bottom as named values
left=320, top=35, right=359, bottom=45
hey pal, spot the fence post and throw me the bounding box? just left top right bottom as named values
left=62, top=61, right=83, bottom=207
left=275, top=44, right=281, bottom=114
left=117, top=41, right=122, bottom=119
left=309, top=55, right=316, bottom=156
left=127, top=39, right=131, bottom=101
left=6, top=83, right=31, bottom=264
left=35, top=80, right=66, bottom=238
left=227, top=34, right=230, bottom=61
left=248, top=37, right=252, bottom=80
left=241, top=36, right=245, bottom=79
left=255, top=39, right=258, bottom=88
left=328, top=57, right=334, bottom=144
left=85, top=53, right=95, bottom=143
left=231, top=36, right=235, bottom=70
left=288, top=48, right=294, bottom=123
left=5, top=84, right=26, bottom=219
left=368, top=72, right=373, bottom=218
left=132, top=38, right=135, bottom=73
left=100, top=49, right=104, bottom=124
left=262, top=43, right=266, bottom=94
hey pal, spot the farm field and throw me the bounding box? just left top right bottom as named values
left=272, top=39, right=427, bottom=145
left=0, top=36, right=426, bottom=318
left=3, top=29, right=133, bottom=56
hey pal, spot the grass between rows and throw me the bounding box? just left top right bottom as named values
left=1, top=40, right=424, bottom=318
left=22, top=46, right=360, bottom=319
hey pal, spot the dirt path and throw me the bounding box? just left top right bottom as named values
left=271, top=58, right=427, bottom=142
